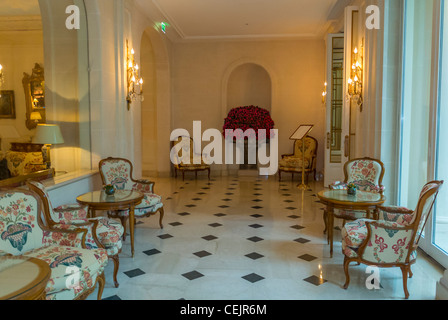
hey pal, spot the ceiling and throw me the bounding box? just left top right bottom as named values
left=136, top=0, right=350, bottom=42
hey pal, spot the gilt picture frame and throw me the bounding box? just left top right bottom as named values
left=0, top=90, right=16, bottom=119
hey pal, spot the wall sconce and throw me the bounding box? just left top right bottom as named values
left=322, top=82, right=327, bottom=104
left=126, top=40, right=143, bottom=110
left=347, top=46, right=363, bottom=110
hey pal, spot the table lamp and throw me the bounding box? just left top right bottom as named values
left=30, top=111, right=42, bottom=123
left=32, top=124, right=64, bottom=168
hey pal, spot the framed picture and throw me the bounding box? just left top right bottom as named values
left=0, top=91, right=16, bottom=119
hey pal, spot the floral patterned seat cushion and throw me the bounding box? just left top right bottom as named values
left=54, top=218, right=124, bottom=256
left=136, top=193, right=162, bottom=209
left=278, top=157, right=310, bottom=170
left=23, top=245, right=108, bottom=299
left=333, top=209, right=369, bottom=220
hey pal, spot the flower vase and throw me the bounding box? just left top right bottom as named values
left=104, top=184, right=116, bottom=196
left=347, top=187, right=357, bottom=196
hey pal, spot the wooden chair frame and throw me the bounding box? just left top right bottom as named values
left=342, top=180, right=443, bottom=299
left=99, top=157, right=164, bottom=234
left=278, top=136, right=318, bottom=182
left=171, top=137, right=211, bottom=181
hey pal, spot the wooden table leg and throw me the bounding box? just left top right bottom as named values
left=129, top=204, right=135, bottom=258
left=328, top=205, right=334, bottom=258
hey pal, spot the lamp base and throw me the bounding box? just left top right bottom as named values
left=297, top=183, right=308, bottom=190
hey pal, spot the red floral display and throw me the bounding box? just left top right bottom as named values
left=223, top=106, right=275, bottom=140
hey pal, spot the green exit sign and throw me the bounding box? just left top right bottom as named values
left=161, top=22, right=167, bottom=34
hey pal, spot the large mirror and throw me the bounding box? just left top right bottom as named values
left=23, top=63, right=46, bottom=129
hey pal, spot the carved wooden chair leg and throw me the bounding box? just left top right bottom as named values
left=207, top=168, right=211, bottom=180
left=97, top=272, right=106, bottom=300
left=343, top=257, right=351, bottom=289
left=111, top=255, right=120, bottom=288
left=401, top=266, right=410, bottom=299
left=158, top=207, right=164, bottom=229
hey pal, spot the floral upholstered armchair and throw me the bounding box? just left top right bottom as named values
left=171, top=136, right=211, bottom=181
left=328, top=157, right=385, bottom=222
left=278, top=136, right=318, bottom=182
left=27, top=180, right=124, bottom=288
left=341, top=180, right=443, bottom=299
left=0, top=189, right=109, bottom=300
left=99, top=157, right=164, bottom=235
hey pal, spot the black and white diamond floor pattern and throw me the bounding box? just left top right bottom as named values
left=92, top=175, right=441, bottom=300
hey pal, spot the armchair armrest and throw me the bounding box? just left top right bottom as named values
left=329, top=181, right=347, bottom=190
left=53, top=204, right=88, bottom=222
left=281, top=153, right=295, bottom=159
left=52, top=219, right=104, bottom=249
left=41, top=224, right=88, bottom=249
left=0, top=250, right=12, bottom=257
left=132, top=179, right=155, bottom=193
left=377, top=206, right=414, bottom=225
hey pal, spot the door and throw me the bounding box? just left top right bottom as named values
left=324, top=33, right=348, bottom=187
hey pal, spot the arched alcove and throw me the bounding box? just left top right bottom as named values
left=221, top=59, right=276, bottom=174
left=227, top=63, right=272, bottom=112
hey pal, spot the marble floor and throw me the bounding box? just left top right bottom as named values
left=87, top=174, right=443, bottom=301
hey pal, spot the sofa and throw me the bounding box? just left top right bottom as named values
left=0, top=150, right=54, bottom=188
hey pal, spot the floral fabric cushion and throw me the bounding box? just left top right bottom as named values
left=0, top=192, right=44, bottom=255
left=99, top=159, right=133, bottom=190
left=333, top=209, right=369, bottom=220
left=136, top=193, right=162, bottom=209
left=377, top=206, right=414, bottom=225
left=293, top=137, right=317, bottom=160
left=54, top=204, right=89, bottom=222
left=23, top=245, right=108, bottom=299
left=5, top=151, right=44, bottom=177
left=54, top=216, right=124, bottom=256
left=345, top=159, right=383, bottom=191
left=279, top=157, right=310, bottom=170
left=342, top=219, right=417, bottom=264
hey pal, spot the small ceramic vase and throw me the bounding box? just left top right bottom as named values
left=104, top=184, right=116, bottom=195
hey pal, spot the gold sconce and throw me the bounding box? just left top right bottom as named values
left=347, top=46, right=363, bottom=110
left=322, top=82, right=327, bottom=104
left=126, top=40, right=143, bottom=110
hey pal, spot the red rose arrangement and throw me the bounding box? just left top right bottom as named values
left=223, top=106, right=275, bottom=140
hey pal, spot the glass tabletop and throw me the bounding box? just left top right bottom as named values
left=318, top=189, right=383, bottom=203
left=77, top=190, right=143, bottom=204
left=0, top=256, right=49, bottom=299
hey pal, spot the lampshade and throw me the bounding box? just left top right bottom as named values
left=33, top=124, right=64, bottom=145
left=30, top=111, right=42, bottom=121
